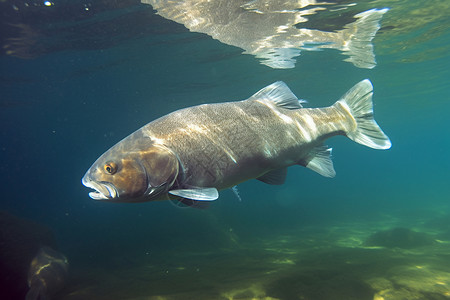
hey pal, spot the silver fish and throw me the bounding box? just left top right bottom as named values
left=26, top=246, right=69, bottom=300
left=141, top=0, right=389, bottom=69
left=82, top=79, right=391, bottom=205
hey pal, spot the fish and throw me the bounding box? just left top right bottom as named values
left=26, top=246, right=69, bottom=300
left=82, top=79, right=391, bottom=206
left=141, top=0, right=389, bottom=69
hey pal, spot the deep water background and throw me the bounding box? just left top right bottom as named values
left=1, top=1, right=449, bottom=299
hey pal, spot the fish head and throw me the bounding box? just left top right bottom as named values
left=82, top=134, right=179, bottom=202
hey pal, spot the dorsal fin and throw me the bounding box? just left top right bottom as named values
left=249, top=81, right=304, bottom=109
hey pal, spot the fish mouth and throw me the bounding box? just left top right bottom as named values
left=82, top=176, right=118, bottom=200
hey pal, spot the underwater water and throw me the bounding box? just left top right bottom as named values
left=0, top=0, right=449, bottom=299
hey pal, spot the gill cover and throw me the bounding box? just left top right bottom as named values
left=82, top=133, right=180, bottom=202
left=139, top=143, right=180, bottom=198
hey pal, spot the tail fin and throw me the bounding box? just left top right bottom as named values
left=341, top=8, right=389, bottom=69
left=338, top=79, right=391, bottom=150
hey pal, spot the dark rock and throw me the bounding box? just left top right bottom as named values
left=365, top=227, right=435, bottom=249
left=0, top=211, right=57, bottom=300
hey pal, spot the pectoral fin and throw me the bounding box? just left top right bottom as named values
left=169, top=187, right=219, bottom=201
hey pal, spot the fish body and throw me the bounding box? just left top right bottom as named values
left=82, top=79, right=391, bottom=205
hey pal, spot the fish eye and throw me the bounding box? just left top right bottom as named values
left=104, top=162, right=117, bottom=175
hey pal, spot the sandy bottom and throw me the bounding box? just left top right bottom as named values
left=58, top=211, right=450, bottom=300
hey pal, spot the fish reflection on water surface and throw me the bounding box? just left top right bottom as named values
left=82, top=79, right=391, bottom=207
left=141, top=0, right=389, bottom=69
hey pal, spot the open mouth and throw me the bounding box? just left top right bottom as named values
left=82, top=177, right=117, bottom=200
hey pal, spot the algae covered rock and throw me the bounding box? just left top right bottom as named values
left=365, top=227, right=435, bottom=249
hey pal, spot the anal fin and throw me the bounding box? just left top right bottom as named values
left=299, top=146, right=336, bottom=178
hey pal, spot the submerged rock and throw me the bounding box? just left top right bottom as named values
left=0, top=211, right=68, bottom=300
left=365, top=227, right=435, bottom=249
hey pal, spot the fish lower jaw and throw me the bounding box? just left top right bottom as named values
left=82, top=178, right=117, bottom=200
left=88, top=191, right=108, bottom=200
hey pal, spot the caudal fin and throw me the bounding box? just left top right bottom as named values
left=341, top=8, right=389, bottom=69
left=339, top=79, right=391, bottom=150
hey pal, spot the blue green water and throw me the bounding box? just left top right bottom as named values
left=1, top=1, right=449, bottom=299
